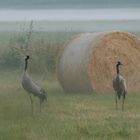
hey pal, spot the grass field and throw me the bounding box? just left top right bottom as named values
left=0, top=71, right=140, bottom=140
left=0, top=30, right=140, bottom=140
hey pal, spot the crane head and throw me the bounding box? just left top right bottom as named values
left=25, top=55, right=30, bottom=61
left=117, top=61, right=123, bottom=65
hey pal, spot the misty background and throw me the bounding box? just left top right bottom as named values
left=0, top=0, right=140, bottom=31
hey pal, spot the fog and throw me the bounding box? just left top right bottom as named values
left=0, top=8, right=140, bottom=21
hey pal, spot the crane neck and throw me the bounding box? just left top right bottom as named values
left=116, top=64, right=120, bottom=74
left=25, top=59, right=28, bottom=71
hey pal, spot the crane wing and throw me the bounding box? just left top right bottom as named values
left=22, top=72, right=42, bottom=96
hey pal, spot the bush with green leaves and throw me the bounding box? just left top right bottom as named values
left=0, top=31, right=77, bottom=74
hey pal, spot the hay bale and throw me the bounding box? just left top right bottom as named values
left=57, top=31, right=140, bottom=93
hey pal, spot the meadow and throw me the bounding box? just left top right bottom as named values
left=0, top=31, right=140, bottom=140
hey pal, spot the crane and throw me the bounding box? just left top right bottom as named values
left=22, top=55, right=47, bottom=112
left=112, top=61, right=127, bottom=110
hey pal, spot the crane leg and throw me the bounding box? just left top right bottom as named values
left=115, top=93, right=118, bottom=110
left=122, top=96, right=125, bottom=111
left=122, top=91, right=126, bottom=111
left=29, top=94, right=33, bottom=112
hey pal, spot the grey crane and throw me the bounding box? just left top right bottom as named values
left=112, top=61, right=127, bottom=110
left=22, top=55, right=47, bottom=112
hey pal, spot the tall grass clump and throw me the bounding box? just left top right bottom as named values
left=0, top=21, right=34, bottom=71
left=0, top=33, right=21, bottom=70
left=0, top=21, right=77, bottom=75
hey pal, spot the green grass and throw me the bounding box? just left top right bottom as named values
left=0, top=71, right=140, bottom=140
left=0, top=30, right=140, bottom=140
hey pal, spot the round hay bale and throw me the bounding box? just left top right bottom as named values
left=57, top=31, right=140, bottom=93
